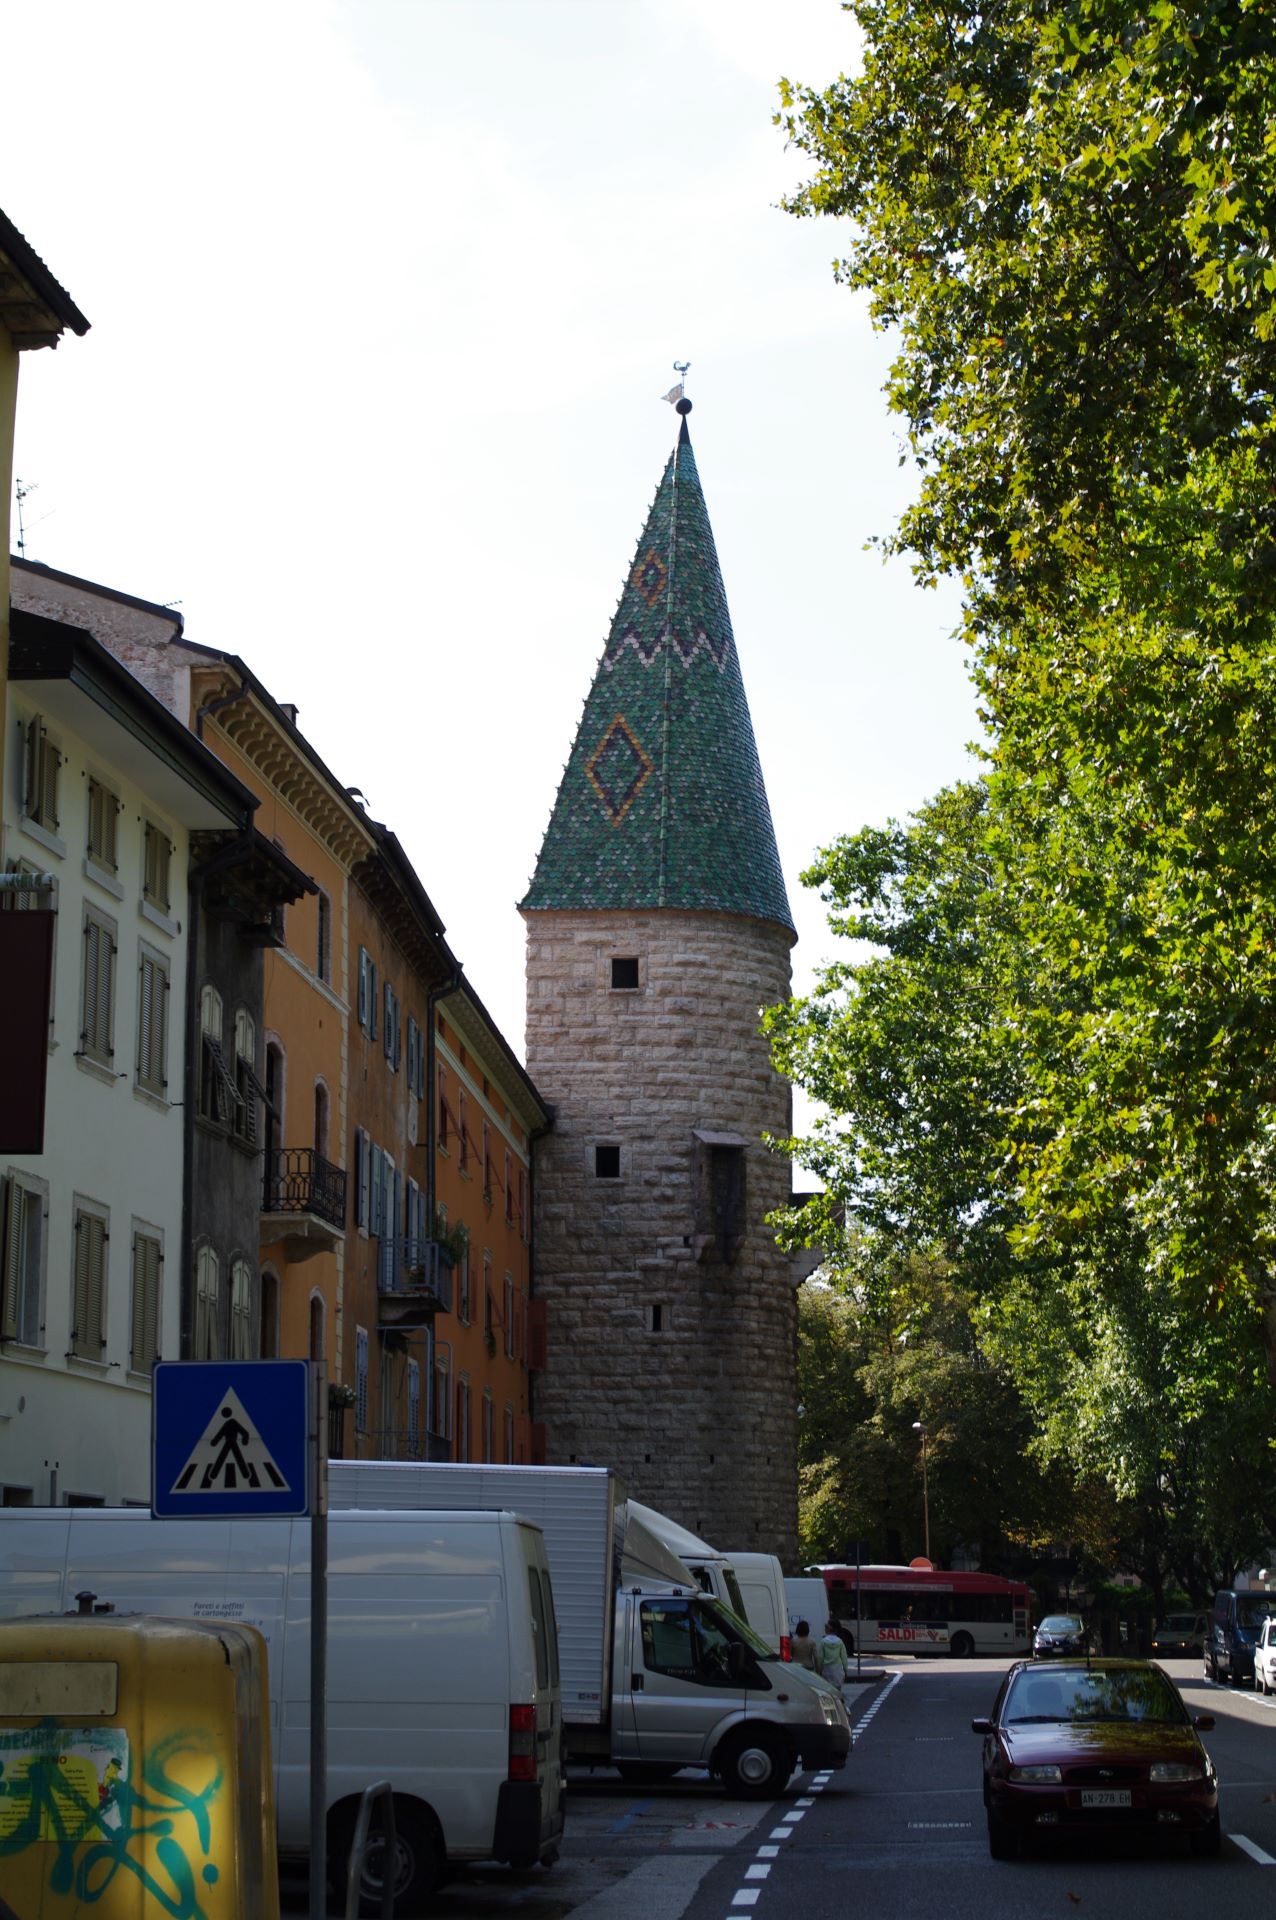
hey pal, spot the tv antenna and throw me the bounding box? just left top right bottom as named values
left=15, top=479, right=36, bottom=558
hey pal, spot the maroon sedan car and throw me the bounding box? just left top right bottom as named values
left=973, top=1659, right=1220, bottom=1859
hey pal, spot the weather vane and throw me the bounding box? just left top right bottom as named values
left=662, top=361, right=691, bottom=406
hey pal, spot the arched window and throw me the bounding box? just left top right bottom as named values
left=198, top=986, right=227, bottom=1124
left=259, top=1268, right=280, bottom=1358
left=194, top=1245, right=221, bottom=1359
left=265, top=1041, right=284, bottom=1166
left=309, top=1292, right=325, bottom=1361
left=233, top=1010, right=258, bottom=1146
left=229, top=1256, right=255, bottom=1358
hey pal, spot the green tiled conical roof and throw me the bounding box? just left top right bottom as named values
left=521, top=412, right=794, bottom=932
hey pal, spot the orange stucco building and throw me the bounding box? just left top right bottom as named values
left=7, top=562, right=549, bottom=1458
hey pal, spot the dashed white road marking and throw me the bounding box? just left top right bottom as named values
left=726, top=1672, right=902, bottom=1914
left=1233, top=1834, right=1276, bottom=1866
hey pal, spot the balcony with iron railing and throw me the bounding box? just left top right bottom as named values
left=260, top=1147, right=347, bottom=1261
left=377, top=1237, right=455, bottom=1331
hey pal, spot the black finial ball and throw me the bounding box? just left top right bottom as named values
left=676, top=397, right=693, bottom=415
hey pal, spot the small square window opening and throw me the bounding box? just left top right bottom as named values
left=611, top=956, right=640, bottom=991
left=594, top=1144, right=621, bottom=1180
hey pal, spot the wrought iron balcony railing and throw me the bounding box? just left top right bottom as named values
left=262, top=1148, right=347, bottom=1230
left=377, top=1237, right=454, bottom=1314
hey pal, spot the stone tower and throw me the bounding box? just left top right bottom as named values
left=520, top=403, right=798, bottom=1563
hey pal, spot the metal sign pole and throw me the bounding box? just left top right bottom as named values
left=309, top=1362, right=328, bottom=1920
left=856, top=1537, right=862, bottom=1681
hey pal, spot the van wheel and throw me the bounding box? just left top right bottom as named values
left=336, top=1799, right=442, bottom=1915
left=950, top=1632, right=975, bottom=1659
left=718, top=1728, right=793, bottom=1798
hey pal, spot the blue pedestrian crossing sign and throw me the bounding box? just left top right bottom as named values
left=152, top=1360, right=312, bottom=1518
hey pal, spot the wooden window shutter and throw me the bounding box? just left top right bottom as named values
left=83, top=914, right=115, bottom=1062
left=23, top=718, right=40, bottom=818
left=73, top=1212, right=106, bottom=1359
left=1, top=1178, right=22, bottom=1340
left=131, top=1232, right=161, bottom=1371
left=138, top=954, right=168, bottom=1092
left=40, top=732, right=59, bottom=831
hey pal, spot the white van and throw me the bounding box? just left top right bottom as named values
left=0, top=1506, right=564, bottom=1911
left=624, top=1501, right=749, bottom=1618
left=729, top=1553, right=791, bottom=1659
left=785, top=1576, right=832, bottom=1639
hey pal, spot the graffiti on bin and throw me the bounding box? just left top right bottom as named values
left=0, top=1720, right=224, bottom=1917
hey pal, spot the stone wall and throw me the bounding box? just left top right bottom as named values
left=524, top=906, right=798, bottom=1566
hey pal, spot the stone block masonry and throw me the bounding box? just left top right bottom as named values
left=524, top=907, right=798, bottom=1565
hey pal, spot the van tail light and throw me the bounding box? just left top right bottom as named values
left=780, top=1634, right=792, bottom=1662
left=509, top=1704, right=537, bottom=1781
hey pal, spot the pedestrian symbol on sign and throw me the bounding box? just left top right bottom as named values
left=171, top=1387, right=290, bottom=1495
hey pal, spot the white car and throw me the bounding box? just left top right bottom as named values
left=1256, top=1617, right=1276, bottom=1696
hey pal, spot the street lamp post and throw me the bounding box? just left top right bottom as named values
left=912, top=1420, right=930, bottom=1563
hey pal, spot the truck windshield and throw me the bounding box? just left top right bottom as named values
left=693, top=1595, right=776, bottom=1661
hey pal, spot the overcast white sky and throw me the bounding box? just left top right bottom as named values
left=5, top=0, right=977, bottom=1103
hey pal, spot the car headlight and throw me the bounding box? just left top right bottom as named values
left=819, top=1692, right=840, bottom=1725
left=1149, top=1763, right=1204, bottom=1783
left=1008, top=1764, right=1062, bottom=1783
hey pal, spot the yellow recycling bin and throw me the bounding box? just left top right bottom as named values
left=0, top=1608, right=279, bottom=1919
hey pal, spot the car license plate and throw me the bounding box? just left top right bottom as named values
left=1081, top=1790, right=1131, bottom=1808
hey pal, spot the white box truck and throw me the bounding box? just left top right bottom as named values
left=329, top=1461, right=851, bottom=1796
left=0, top=1505, right=564, bottom=1911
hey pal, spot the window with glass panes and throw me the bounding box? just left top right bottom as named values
left=86, top=778, right=118, bottom=870
left=229, top=1258, right=255, bottom=1358
left=194, top=1245, right=221, bottom=1359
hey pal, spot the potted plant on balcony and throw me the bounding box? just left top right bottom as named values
left=433, top=1213, right=469, bottom=1269
left=328, top=1382, right=357, bottom=1409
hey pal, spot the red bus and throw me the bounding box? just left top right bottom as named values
left=812, top=1564, right=1031, bottom=1659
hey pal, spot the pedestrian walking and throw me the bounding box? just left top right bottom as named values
left=818, top=1619, right=850, bottom=1690
left=791, top=1619, right=819, bottom=1671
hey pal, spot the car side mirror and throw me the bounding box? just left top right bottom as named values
left=1193, top=1714, right=1215, bottom=1732
left=970, top=1717, right=993, bottom=1734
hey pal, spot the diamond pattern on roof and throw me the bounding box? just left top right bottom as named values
left=587, top=714, right=653, bottom=825
left=521, top=421, right=793, bottom=933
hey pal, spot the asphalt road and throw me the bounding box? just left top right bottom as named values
left=285, top=1656, right=1276, bottom=1917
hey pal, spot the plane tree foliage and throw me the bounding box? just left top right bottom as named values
left=771, top=783, right=1276, bottom=1590
left=777, top=0, right=1276, bottom=1367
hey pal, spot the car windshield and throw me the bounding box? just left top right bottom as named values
left=1038, top=1616, right=1083, bottom=1633
left=1237, top=1598, right=1274, bottom=1632
left=1158, top=1616, right=1198, bottom=1633
left=1005, top=1668, right=1186, bottom=1726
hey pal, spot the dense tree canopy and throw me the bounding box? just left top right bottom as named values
left=778, top=0, right=1276, bottom=1370
left=776, top=785, right=1276, bottom=1596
